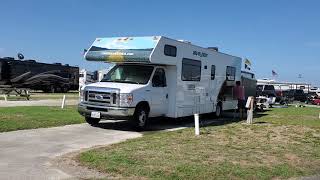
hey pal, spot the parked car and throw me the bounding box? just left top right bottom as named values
left=256, top=85, right=276, bottom=97
left=312, top=98, right=320, bottom=105
left=285, top=89, right=307, bottom=102
left=307, top=92, right=319, bottom=104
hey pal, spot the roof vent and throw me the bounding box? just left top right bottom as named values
left=207, top=47, right=218, bottom=51
left=178, top=40, right=191, bottom=44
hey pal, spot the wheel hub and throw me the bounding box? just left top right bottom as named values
left=138, top=111, right=146, bottom=127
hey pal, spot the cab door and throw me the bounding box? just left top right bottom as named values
left=150, top=68, right=168, bottom=116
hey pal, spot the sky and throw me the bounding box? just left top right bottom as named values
left=0, top=0, right=319, bottom=86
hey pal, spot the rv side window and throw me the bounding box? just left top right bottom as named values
left=181, top=58, right=201, bottom=81
left=164, top=45, right=177, bottom=57
left=152, top=68, right=167, bottom=87
left=211, top=65, right=216, bottom=80
left=226, top=66, right=236, bottom=81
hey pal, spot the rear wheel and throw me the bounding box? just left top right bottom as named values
left=85, top=117, right=100, bottom=126
left=133, top=105, right=149, bottom=131
left=215, top=103, right=222, bottom=118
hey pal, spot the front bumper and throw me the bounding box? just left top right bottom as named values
left=78, top=102, right=135, bottom=120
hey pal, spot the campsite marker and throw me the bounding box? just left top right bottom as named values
left=61, top=95, right=66, bottom=109
left=194, top=114, right=200, bottom=136
left=246, top=96, right=254, bottom=124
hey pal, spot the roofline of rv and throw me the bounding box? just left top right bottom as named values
left=111, top=62, right=168, bottom=66
left=89, top=36, right=242, bottom=60
left=160, top=36, right=242, bottom=60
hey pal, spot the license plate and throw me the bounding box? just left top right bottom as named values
left=91, top=111, right=101, bottom=119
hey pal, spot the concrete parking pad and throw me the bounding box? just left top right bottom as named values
left=0, top=124, right=142, bottom=179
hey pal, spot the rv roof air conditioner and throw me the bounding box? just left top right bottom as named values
left=178, top=40, right=192, bottom=44
left=207, top=47, right=219, bottom=51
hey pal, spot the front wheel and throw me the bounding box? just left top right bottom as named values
left=133, top=106, right=149, bottom=131
left=85, top=117, right=100, bottom=126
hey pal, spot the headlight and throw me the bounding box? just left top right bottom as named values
left=80, top=89, right=84, bottom=102
left=80, top=86, right=86, bottom=102
left=119, top=93, right=133, bottom=107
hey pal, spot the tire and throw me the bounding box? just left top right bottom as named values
left=49, top=85, right=55, bottom=93
left=85, top=117, right=100, bottom=126
left=215, top=103, right=222, bottom=118
left=133, top=105, right=149, bottom=131
left=62, top=87, right=69, bottom=93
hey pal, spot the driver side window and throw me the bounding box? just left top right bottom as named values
left=152, top=68, right=166, bottom=87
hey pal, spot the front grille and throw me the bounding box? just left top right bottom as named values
left=86, top=91, right=117, bottom=106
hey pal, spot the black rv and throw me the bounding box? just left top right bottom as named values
left=0, top=57, right=79, bottom=93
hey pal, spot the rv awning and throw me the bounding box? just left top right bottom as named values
left=85, top=36, right=160, bottom=62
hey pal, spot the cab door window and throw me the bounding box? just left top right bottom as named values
left=152, top=68, right=167, bottom=87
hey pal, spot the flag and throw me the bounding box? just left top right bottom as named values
left=244, top=58, right=251, bottom=66
left=83, top=49, right=88, bottom=55
left=272, top=70, right=278, bottom=76
left=244, top=58, right=251, bottom=70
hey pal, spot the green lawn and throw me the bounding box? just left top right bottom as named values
left=78, top=107, right=320, bottom=179
left=0, top=106, right=84, bottom=132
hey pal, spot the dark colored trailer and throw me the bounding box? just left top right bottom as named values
left=241, top=71, right=257, bottom=100
left=0, top=57, right=79, bottom=93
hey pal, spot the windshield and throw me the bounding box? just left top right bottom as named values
left=101, top=64, right=154, bottom=84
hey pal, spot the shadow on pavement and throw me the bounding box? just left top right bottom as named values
left=93, top=111, right=255, bottom=132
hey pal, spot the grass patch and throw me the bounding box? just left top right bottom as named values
left=78, top=107, right=320, bottom=179
left=0, top=106, right=84, bottom=132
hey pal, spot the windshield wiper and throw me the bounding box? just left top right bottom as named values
left=123, top=80, right=140, bottom=84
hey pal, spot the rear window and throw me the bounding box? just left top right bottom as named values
left=256, top=85, right=263, bottom=91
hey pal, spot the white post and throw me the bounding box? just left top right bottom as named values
left=194, top=114, right=200, bottom=136
left=3, top=95, right=7, bottom=101
left=246, top=97, right=254, bottom=124
left=318, top=112, right=320, bottom=119
left=61, top=95, right=66, bottom=109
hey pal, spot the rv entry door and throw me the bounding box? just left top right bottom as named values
left=151, top=68, right=168, bottom=116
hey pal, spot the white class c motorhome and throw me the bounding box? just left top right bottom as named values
left=78, top=36, right=242, bottom=129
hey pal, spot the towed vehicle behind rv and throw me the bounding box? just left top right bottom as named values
left=78, top=36, right=242, bottom=129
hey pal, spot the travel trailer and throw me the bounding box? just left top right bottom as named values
left=78, top=36, right=242, bottom=129
left=0, top=57, right=79, bottom=93
left=241, top=71, right=257, bottom=100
